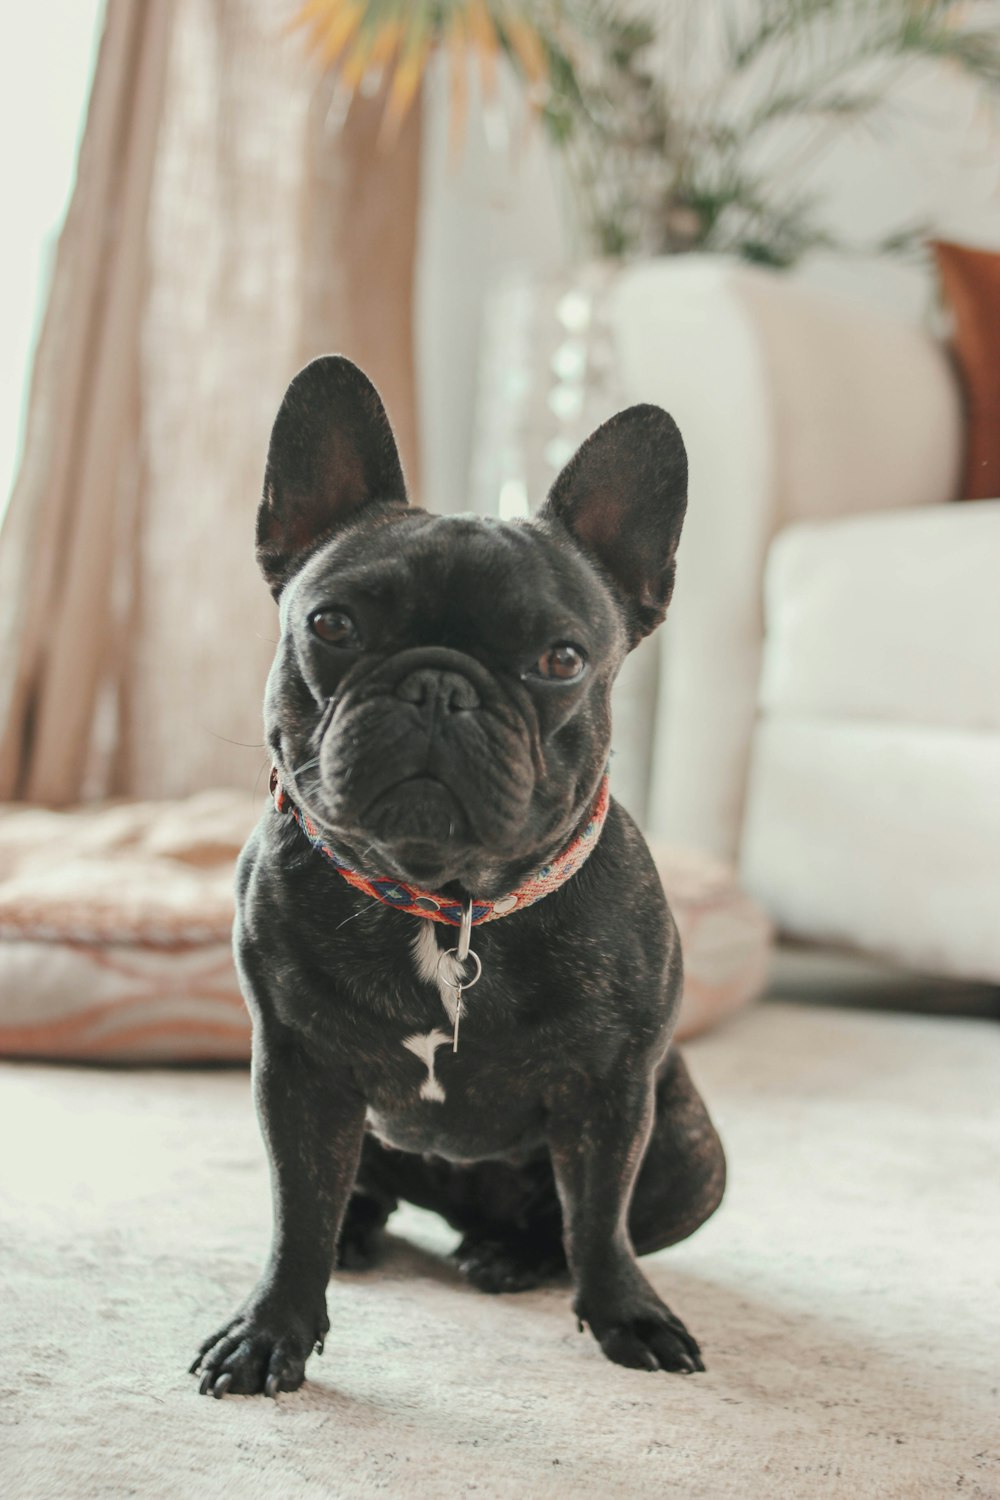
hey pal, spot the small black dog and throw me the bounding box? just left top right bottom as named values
left=191, top=356, right=726, bottom=1398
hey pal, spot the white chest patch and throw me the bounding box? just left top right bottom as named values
left=406, top=923, right=466, bottom=1103
left=411, top=921, right=463, bottom=1024
left=402, top=1029, right=452, bottom=1102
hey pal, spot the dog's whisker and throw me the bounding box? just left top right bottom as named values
left=291, top=755, right=322, bottom=779
left=252, top=758, right=271, bottom=804
left=334, top=896, right=384, bottom=931
left=206, top=731, right=266, bottom=749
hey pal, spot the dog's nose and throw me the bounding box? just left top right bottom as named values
left=395, top=668, right=480, bottom=713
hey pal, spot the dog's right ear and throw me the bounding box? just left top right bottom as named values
left=256, top=355, right=408, bottom=598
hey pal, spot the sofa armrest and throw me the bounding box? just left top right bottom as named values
left=607, top=257, right=963, bottom=859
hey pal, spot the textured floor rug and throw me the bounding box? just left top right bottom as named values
left=1, top=1001, right=997, bottom=1500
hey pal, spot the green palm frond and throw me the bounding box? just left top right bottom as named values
left=293, top=0, right=1000, bottom=267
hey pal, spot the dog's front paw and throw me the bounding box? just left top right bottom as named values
left=575, top=1291, right=704, bottom=1375
left=190, top=1295, right=329, bottom=1398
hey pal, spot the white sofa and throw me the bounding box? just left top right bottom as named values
left=613, top=260, right=1000, bottom=984
left=475, top=257, right=1000, bottom=983
left=741, top=501, right=1000, bottom=983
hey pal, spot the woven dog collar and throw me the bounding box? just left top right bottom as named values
left=268, top=769, right=610, bottom=928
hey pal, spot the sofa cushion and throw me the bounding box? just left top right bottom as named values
left=760, top=502, right=1000, bottom=732
left=743, top=503, right=1000, bottom=982
left=742, top=719, right=1000, bottom=984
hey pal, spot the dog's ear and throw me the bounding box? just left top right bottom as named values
left=539, top=404, right=687, bottom=646
left=256, top=355, right=408, bottom=597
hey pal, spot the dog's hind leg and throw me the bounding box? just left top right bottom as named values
left=446, top=1046, right=726, bottom=1288
left=336, top=1134, right=399, bottom=1269
left=337, top=1131, right=484, bottom=1271
left=448, top=1153, right=567, bottom=1293
left=445, top=1051, right=725, bottom=1287
left=344, top=1132, right=568, bottom=1291
left=627, top=1046, right=726, bottom=1256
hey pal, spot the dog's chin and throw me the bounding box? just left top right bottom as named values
left=377, top=846, right=469, bottom=890
left=360, top=776, right=477, bottom=890
left=301, top=773, right=550, bottom=894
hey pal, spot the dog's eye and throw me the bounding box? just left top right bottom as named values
left=309, top=608, right=361, bottom=648
left=529, top=644, right=587, bottom=682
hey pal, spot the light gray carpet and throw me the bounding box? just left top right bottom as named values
left=1, top=1001, right=998, bottom=1500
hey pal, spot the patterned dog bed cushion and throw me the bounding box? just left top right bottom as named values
left=648, top=841, right=773, bottom=1042
left=0, top=792, right=253, bottom=1062
left=0, top=794, right=771, bottom=1061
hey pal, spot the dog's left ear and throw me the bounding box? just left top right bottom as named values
left=256, top=355, right=408, bottom=598
left=539, top=404, right=687, bottom=646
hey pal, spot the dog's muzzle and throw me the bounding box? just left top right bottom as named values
left=316, top=649, right=535, bottom=863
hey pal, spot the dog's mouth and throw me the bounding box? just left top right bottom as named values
left=359, top=774, right=473, bottom=886
left=366, top=773, right=469, bottom=844
left=292, top=764, right=542, bottom=894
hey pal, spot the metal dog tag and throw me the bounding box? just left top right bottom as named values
left=440, top=899, right=482, bottom=1053
left=457, top=898, right=473, bottom=964
left=446, top=950, right=482, bottom=1052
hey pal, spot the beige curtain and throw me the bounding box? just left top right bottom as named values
left=0, top=0, right=422, bottom=807
left=0, top=0, right=172, bottom=805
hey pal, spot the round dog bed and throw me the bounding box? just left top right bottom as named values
left=0, top=794, right=771, bottom=1061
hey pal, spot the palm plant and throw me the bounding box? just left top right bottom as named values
left=294, top=0, right=1000, bottom=266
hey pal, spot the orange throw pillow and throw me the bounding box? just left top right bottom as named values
left=932, top=240, right=1000, bottom=501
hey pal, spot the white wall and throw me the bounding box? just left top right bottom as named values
left=0, top=0, right=104, bottom=519
left=790, top=63, right=1000, bottom=323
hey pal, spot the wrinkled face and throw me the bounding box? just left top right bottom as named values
left=256, top=356, right=688, bottom=897
left=268, top=511, right=623, bottom=894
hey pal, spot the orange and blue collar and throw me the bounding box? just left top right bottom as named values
left=269, top=769, right=610, bottom=928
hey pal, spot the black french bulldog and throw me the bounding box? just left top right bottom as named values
left=191, top=355, right=726, bottom=1398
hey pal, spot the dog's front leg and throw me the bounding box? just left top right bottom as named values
left=547, top=1071, right=705, bottom=1374
left=192, top=1015, right=366, bottom=1397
